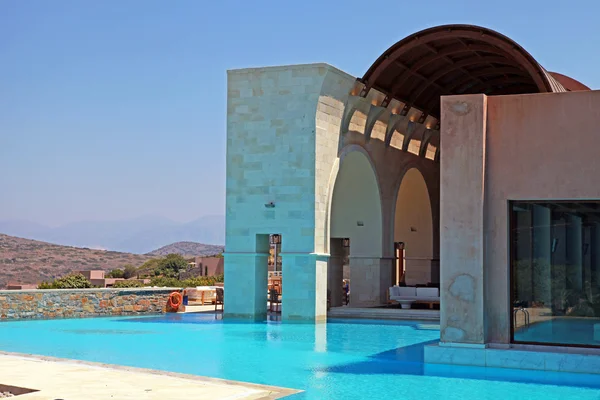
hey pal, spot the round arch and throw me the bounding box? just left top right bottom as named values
left=393, top=167, right=433, bottom=285
left=330, top=149, right=383, bottom=258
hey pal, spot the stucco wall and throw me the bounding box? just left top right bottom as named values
left=440, top=94, right=488, bottom=345
left=484, top=90, right=600, bottom=343
left=440, top=89, right=600, bottom=345
left=395, top=167, right=434, bottom=285
left=330, top=151, right=382, bottom=258
left=0, top=288, right=174, bottom=320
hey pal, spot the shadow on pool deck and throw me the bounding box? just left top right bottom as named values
left=316, top=340, right=600, bottom=390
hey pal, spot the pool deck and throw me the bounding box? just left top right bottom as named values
left=0, top=352, right=300, bottom=399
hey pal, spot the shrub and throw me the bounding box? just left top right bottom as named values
left=112, top=280, right=145, bottom=288
left=106, top=268, right=124, bottom=278
left=149, top=276, right=182, bottom=287
left=137, top=258, right=161, bottom=278
left=149, top=274, right=224, bottom=288
left=123, top=264, right=137, bottom=279
left=38, top=273, right=92, bottom=289
left=155, top=254, right=189, bottom=278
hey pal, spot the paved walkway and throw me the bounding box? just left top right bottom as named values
left=0, top=353, right=298, bottom=400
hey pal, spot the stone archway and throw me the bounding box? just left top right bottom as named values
left=329, top=149, right=384, bottom=307
left=394, top=167, right=434, bottom=286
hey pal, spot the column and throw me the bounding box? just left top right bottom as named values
left=594, top=223, right=600, bottom=288
left=328, top=240, right=344, bottom=307
left=281, top=253, right=328, bottom=322
left=348, top=257, right=392, bottom=307
left=567, top=214, right=583, bottom=291
left=439, top=94, right=487, bottom=346
left=551, top=217, right=567, bottom=306
left=223, top=252, right=269, bottom=321
left=583, top=225, right=592, bottom=293
left=532, top=205, right=552, bottom=305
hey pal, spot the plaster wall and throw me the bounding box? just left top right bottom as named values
left=439, top=89, right=600, bottom=346
left=394, top=168, right=434, bottom=285
left=330, top=151, right=382, bottom=258
left=485, top=90, right=600, bottom=343
left=439, top=94, right=488, bottom=345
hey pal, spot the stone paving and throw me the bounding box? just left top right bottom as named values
left=0, top=353, right=298, bottom=399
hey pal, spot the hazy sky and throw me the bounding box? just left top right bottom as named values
left=2, top=0, right=599, bottom=226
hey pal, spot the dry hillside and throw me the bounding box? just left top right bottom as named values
left=0, top=234, right=153, bottom=288
left=146, top=241, right=223, bottom=257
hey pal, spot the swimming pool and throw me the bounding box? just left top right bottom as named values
left=515, top=317, right=600, bottom=346
left=1, top=313, right=599, bottom=399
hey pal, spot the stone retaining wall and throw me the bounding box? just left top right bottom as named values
left=0, top=288, right=179, bottom=320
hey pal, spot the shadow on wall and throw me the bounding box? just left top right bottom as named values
left=330, top=150, right=382, bottom=258
left=395, top=167, right=434, bottom=285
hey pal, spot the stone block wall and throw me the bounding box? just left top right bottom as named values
left=225, top=62, right=442, bottom=316
left=225, top=63, right=356, bottom=321
left=0, top=288, right=176, bottom=320
left=226, top=64, right=325, bottom=254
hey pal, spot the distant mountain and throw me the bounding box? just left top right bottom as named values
left=0, top=234, right=153, bottom=288
left=0, top=215, right=225, bottom=254
left=147, top=241, right=224, bottom=257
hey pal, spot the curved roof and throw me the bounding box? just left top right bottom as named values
left=548, top=72, right=591, bottom=91
left=360, top=24, right=572, bottom=118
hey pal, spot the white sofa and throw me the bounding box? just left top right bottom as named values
left=389, top=286, right=440, bottom=309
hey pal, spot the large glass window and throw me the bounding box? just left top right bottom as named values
left=511, top=201, right=600, bottom=347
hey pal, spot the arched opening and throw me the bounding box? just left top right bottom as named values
left=329, top=150, right=383, bottom=307
left=394, top=168, right=434, bottom=286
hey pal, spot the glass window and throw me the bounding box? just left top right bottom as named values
left=511, top=201, right=600, bottom=347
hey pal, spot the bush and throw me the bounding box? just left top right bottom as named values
left=149, top=274, right=224, bottom=288
left=155, top=254, right=189, bottom=278
left=137, top=258, right=161, bottom=278
left=38, top=273, right=92, bottom=289
left=106, top=268, right=124, bottom=278
left=123, top=264, right=137, bottom=279
left=112, top=280, right=145, bottom=288
left=149, top=276, right=182, bottom=287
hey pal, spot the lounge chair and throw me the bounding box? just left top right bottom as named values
left=389, top=286, right=440, bottom=309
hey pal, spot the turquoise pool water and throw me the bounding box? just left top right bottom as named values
left=1, top=313, right=599, bottom=399
left=515, top=318, right=600, bottom=346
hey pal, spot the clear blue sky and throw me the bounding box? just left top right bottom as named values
left=1, top=0, right=598, bottom=226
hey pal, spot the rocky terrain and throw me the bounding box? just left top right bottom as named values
left=0, top=234, right=153, bottom=288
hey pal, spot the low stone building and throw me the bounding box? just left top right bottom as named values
left=182, top=257, right=224, bottom=279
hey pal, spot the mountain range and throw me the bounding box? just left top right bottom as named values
left=0, top=234, right=225, bottom=288
left=0, top=233, right=154, bottom=288
left=0, top=215, right=224, bottom=254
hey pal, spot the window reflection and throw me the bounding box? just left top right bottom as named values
left=511, top=201, right=600, bottom=347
